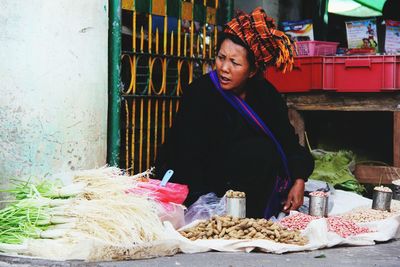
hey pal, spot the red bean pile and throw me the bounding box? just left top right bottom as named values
left=327, top=216, right=371, bottom=238
left=279, top=213, right=372, bottom=238
left=309, top=191, right=329, bottom=197
left=279, top=212, right=317, bottom=230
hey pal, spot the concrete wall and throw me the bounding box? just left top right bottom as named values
left=0, top=0, right=108, bottom=187
left=235, top=0, right=307, bottom=24
left=279, top=0, right=304, bottom=22
left=234, top=0, right=279, bottom=22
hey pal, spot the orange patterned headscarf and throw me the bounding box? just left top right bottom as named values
left=224, top=7, right=294, bottom=73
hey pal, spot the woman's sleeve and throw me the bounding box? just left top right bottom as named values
left=155, top=80, right=213, bottom=204
left=265, top=84, right=315, bottom=181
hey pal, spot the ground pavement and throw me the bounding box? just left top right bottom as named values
left=0, top=239, right=399, bottom=267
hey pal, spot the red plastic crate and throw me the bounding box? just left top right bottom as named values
left=295, top=41, right=339, bottom=56
left=265, top=56, right=323, bottom=93
left=322, top=55, right=400, bottom=92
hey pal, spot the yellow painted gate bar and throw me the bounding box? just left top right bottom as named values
left=120, top=0, right=226, bottom=174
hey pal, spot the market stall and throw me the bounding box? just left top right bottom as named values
left=0, top=168, right=399, bottom=262
left=264, top=0, right=400, bottom=186
left=1, top=0, right=400, bottom=264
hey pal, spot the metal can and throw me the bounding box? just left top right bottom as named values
left=309, top=195, right=328, bottom=217
left=372, top=189, right=392, bottom=211
left=226, top=197, right=246, bottom=218
left=392, top=185, right=400, bottom=200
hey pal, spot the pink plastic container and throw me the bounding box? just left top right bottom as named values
left=295, top=41, right=339, bottom=56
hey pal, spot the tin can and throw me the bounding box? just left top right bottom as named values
left=226, top=197, right=246, bottom=218
left=392, top=185, right=400, bottom=200
left=309, top=195, right=328, bottom=217
left=372, top=190, right=392, bottom=211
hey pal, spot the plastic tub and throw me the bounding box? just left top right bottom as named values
left=265, top=56, right=323, bottom=93
left=322, top=55, right=400, bottom=92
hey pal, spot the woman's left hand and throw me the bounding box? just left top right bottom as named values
left=283, top=179, right=305, bottom=212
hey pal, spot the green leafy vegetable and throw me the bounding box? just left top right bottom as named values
left=310, top=150, right=365, bottom=194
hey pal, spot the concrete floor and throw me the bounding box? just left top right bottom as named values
left=0, top=239, right=399, bottom=267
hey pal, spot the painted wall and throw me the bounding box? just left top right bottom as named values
left=0, top=0, right=108, bottom=190
left=235, top=0, right=279, bottom=22
left=235, top=0, right=306, bottom=24
left=279, top=0, right=304, bottom=22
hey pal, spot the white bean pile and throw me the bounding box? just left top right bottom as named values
left=340, top=200, right=400, bottom=223
left=374, top=186, right=392, bottom=192
left=392, top=179, right=400, bottom=186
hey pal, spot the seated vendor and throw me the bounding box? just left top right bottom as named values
left=155, top=8, right=314, bottom=218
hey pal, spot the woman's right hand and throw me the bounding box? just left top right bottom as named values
left=282, top=178, right=305, bottom=212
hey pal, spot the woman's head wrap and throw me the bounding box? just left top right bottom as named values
left=224, top=7, right=294, bottom=73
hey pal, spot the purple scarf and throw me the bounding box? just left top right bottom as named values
left=210, top=70, right=292, bottom=218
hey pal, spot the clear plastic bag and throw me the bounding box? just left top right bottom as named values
left=184, top=192, right=226, bottom=225
left=305, top=179, right=335, bottom=194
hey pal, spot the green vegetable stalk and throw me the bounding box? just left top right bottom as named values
left=309, top=149, right=365, bottom=194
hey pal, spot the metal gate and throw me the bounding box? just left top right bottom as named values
left=120, top=0, right=231, bottom=174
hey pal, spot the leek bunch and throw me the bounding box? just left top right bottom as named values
left=0, top=167, right=167, bottom=261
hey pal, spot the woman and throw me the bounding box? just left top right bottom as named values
left=155, top=8, right=314, bottom=218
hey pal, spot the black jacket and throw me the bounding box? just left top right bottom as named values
left=155, top=74, right=314, bottom=205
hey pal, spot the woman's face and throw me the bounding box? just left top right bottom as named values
left=215, top=39, right=256, bottom=93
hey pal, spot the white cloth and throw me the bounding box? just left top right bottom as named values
left=163, top=212, right=400, bottom=254
left=162, top=190, right=400, bottom=254
left=328, top=190, right=371, bottom=215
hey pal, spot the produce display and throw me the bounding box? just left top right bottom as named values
left=225, top=190, right=246, bottom=198
left=309, top=150, right=365, bottom=194
left=279, top=212, right=315, bottom=231
left=279, top=212, right=372, bottom=238
left=327, top=216, right=371, bottom=238
left=340, top=200, right=400, bottom=223
left=179, top=215, right=308, bottom=246
left=0, top=168, right=399, bottom=261
left=0, top=167, right=168, bottom=260
left=373, top=186, right=392, bottom=193
left=309, top=191, right=329, bottom=197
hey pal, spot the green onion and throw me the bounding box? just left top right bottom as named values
left=1, top=178, right=85, bottom=200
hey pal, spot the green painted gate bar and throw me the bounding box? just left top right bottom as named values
left=107, top=0, right=122, bottom=167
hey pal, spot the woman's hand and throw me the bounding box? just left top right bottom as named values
left=283, top=179, right=305, bottom=212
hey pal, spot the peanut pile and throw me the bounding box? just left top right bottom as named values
left=179, top=216, right=308, bottom=246
left=225, top=190, right=246, bottom=198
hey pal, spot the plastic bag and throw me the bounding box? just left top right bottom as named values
left=158, top=202, right=186, bottom=229
left=127, top=179, right=189, bottom=204
left=304, top=179, right=335, bottom=194
left=184, top=192, right=226, bottom=225
left=126, top=179, right=189, bottom=229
